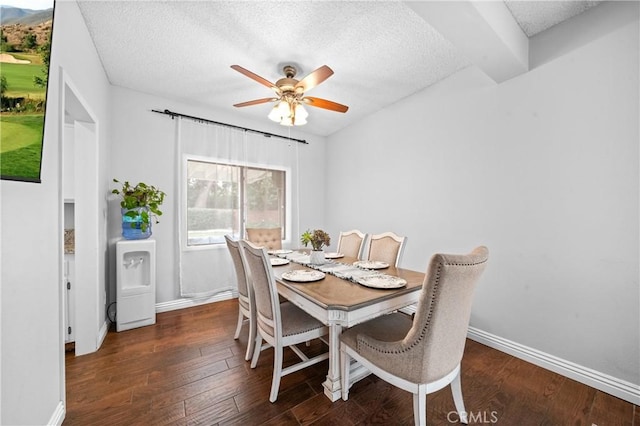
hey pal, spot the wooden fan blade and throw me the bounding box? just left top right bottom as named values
left=231, top=65, right=279, bottom=93
left=303, top=97, right=349, bottom=113
left=295, top=65, right=334, bottom=93
left=233, top=98, right=277, bottom=108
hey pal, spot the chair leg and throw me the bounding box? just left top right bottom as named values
left=233, top=308, right=244, bottom=340
left=245, top=315, right=256, bottom=361
left=250, top=334, right=262, bottom=369
left=413, top=387, right=426, bottom=426
left=340, top=347, right=350, bottom=401
left=269, top=345, right=283, bottom=403
left=450, top=370, right=468, bottom=424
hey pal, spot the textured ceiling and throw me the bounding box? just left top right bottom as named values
left=76, top=1, right=602, bottom=137
left=505, top=0, right=602, bottom=36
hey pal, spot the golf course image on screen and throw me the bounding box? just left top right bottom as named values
left=1, top=1, right=54, bottom=182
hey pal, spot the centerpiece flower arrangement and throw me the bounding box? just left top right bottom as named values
left=301, top=229, right=331, bottom=265
left=301, top=229, right=331, bottom=251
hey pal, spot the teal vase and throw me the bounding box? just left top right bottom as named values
left=121, top=207, right=152, bottom=240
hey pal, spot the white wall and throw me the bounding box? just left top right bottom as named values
left=108, top=87, right=326, bottom=304
left=0, top=1, right=111, bottom=423
left=325, top=14, right=639, bottom=391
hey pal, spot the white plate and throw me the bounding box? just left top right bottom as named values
left=270, top=258, right=290, bottom=266
left=267, top=249, right=293, bottom=255
left=354, top=260, right=389, bottom=270
left=357, top=275, right=407, bottom=289
left=324, top=252, right=344, bottom=259
left=282, top=270, right=326, bottom=282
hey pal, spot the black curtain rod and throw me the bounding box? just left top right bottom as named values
left=151, top=109, right=308, bottom=144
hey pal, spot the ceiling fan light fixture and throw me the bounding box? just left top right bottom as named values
left=280, top=114, right=294, bottom=126
left=294, top=103, right=308, bottom=120
left=267, top=98, right=308, bottom=126
left=267, top=106, right=280, bottom=123
left=291, top=103, right=307, bottom=126
left=278, top=99, right=291, bottom=115
left=268, top=100, right=288, bottom=122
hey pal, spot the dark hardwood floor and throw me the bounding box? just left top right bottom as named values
left=64, top=300, right=638, bottom=425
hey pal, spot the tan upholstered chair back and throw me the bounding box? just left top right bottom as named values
left=407, top=246, right=488, bottom=382
left=354, top=247, right=488, bottom=384
left=337, top=230, right=367, bottom=259
left=239, top=240, right=280, bottom=339
left=246, top=227, right=282, bottom=250
left=365, top=232, right=406, bottom=267
left=225, top=235, right=249, bottom=299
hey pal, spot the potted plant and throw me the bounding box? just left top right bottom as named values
left=112, top=178, right=166, bottom=240
left=301, top=229, right=331, bottom=265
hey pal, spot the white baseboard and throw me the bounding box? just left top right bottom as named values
left=467, top=326, right=640, bottom=405
left=97, top=320, right=108, bottom=349
left=47, top=401, right=65, bottom=426
left=155, top=290, right=238, bottom=313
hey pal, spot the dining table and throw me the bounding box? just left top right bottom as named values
left=269, top=250, right=425, bottom=402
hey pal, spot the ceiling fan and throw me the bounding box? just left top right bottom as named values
left=231, top=64, right=349, bottom=126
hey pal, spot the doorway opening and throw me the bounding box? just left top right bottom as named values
left=59, top=70, right=102, bottom=357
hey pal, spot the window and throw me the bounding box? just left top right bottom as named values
left=186, top=159, right=286, bottom=246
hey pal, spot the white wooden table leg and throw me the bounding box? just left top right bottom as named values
left=322, top=323, right=343, bottom=401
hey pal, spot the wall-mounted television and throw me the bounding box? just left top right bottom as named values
left=0, top=0, right=55, bottom=183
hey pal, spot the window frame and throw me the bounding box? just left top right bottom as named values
left=182, top=154, right=291, bottom=251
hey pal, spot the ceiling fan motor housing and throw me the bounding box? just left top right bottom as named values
left=275, top=77, right=298, bottom=92
left=276, top=65, right=299, bottom=92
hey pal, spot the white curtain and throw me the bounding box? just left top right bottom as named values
left=176, top=117, right=301, bottom=298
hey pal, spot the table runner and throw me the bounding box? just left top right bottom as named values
left=273, top=251, right=404, bottom=286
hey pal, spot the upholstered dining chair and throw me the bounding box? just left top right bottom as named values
left=339, top=246, right=489, bottom=426
left=239, top=240, right=330, bottom=402
left=225, top=235, right=256, bottom=361
left=336, top=229, right=367, bottom=259
left=364, top=231, right=407, bottom=267
left=245, top=227, right=282, bottom=250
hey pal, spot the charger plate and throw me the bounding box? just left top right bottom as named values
left=282, top=270, right=326, bottom=282
left=324, top=252, right=344, bottom=259
left=268, top=249, right=293, bottom=255
left=354, top=260, right=389, bottom=270
left=270, top=258, right=290, bottom=266
left=357, top=275, right=407, bottom=289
